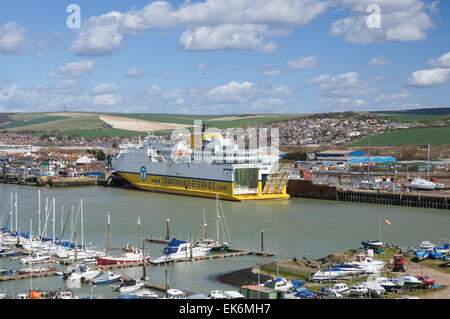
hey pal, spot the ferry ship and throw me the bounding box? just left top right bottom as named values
left=112, top=128, right=291, bottom=201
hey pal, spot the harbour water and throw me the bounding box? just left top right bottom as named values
left=1, top=184, right=449, bottom=298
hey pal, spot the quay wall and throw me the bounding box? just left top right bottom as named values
left=287, top=180, right=337, bottom=200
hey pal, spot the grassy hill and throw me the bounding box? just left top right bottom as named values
left=351, top=127, right=450, bottom=146
left=0, top=112, right=302, bottom=138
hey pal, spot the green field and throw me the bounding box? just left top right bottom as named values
left=351, top=127, right=450, bottom=146
left=3, top=116, right=70, bottom=129
left=32, top=128, right=147, bottom=138
left=0, top=112, right=303, bottom=137
left=376, top=114, right=450, bottom=123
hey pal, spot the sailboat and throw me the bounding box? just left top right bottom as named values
left=195, top=193, right=231, bottom=252
left=97, top=214, right=150, bottom=266
left=410, top=143, right=441, bottom=190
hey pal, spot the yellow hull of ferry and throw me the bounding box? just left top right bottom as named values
left=118, top=172, right=290, bottom=202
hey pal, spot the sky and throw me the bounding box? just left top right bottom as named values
left=0, top=0, right=449, bottom=114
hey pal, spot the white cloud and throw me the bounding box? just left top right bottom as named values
left=179, top=24, right=278, bottom=53
left=0, top=22, right=27, bottom=55
left=70, top=0, right=330, bottom=55
left=330, top=0, right=435, bottom=44
left=428, top=52, right=450, bottom=68
left=125, top=68, right=146, bottom=78
left=49, top=61, right=95, bottom=79
left=206, top=81, right=291, bottom=103
left=308, top=71, right=376, bottom=97
left=93, top=94, right=122, bottom=106
left=408, top=68, right=450, bottom=87
left=262, top=65, right=283, bottom=76
left=251, top=98, right=284, bottom=111
left=70, top=12, right=124, bottom=56
left=367, top=56, right=390, bottom=66
left=0, top=84, right=20, bottom=102
left=285, top=56, right=318, bottom=70
left=196, top=63, right=209, bottom=70
left=93, top=83, right=118, bottom=94
left=375, top=91, right=411, bottom=102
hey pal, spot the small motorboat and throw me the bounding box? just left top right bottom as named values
left=65, top=265, right=103, bottom=281
left=349, top=284, right=369, bottom=297
left=119, top=289, right=159, bottom=299
left=361, top=240, right=383, bottom=249
left=261, top=277, right=294, bottom=292
left=89, top=271, right=121, bottom=285
left=415, top=275, right=436, bottom=288
left=222, top=291, right=245, bottom=299
left=434, top=244, right=449, bottom=255
left=374, top=277, right=396, bottom=292
left=361, top=280, right=386, bottom=297
left=113, top=279, right=144, bottom=293
left=311, top=267, right=346, bottom=282
left=415, top=250, right=429, bottom=261
left=53, top=291, right=74, bottom=299
left=166, top=288, right=185, bottom=299
left=332, top=283, right=350, bottom=296
left=208, top=290, right=226, bottom=299
left=398, top=275, right=423, bottom=289
left=420, top=241, right=435, bottom=250
left=288, top=287, right=317, bottom=299
left=20, top=252, right=51, bottom=265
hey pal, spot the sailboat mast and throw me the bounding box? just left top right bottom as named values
left=138, top=216, right=141, bottom=250
left=14, top=193, right=17, bottom=234
left=378, top=217, right=381, bottom=242
left=61, top=205, right=64, bottom=240
left=44, top=197, right=48, bottom=237
left=203, top=209, right=207, bottom=240
left=107, top=212, right=111, bottom=253
left=38, top=190, right=41, bottom=238
left=81, top=199, right=84, bottom=251
left=52, top=197, right=55, bottom=244
left=9, top=193, right=12, bottom=233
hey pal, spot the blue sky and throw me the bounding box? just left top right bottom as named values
left=0, top=0, right=449, bottom=114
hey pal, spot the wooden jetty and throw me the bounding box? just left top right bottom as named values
left=0, top=271, right=58, bottom=281
left=144, top=237, right=274, bottom=257
left=120, top=274, right=194, bottom=296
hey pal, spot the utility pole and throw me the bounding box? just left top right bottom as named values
left=367, top=124, right=370, bottom=184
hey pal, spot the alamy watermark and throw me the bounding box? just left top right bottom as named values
left=167, top=120, right=280, bottom=165
left=366, top=4, right=382, bottom=29
left=66, top=4, right=81, bottom=29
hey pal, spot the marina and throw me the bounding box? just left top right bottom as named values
left=0, top=183, right=449, bottom=299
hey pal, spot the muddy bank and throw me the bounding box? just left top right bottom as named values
left=216, top=267, right=272, bottom=287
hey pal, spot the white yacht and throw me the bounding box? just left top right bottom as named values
left=409, top=178, right=436, bottom=190
left=151, top=238, right=211, bottom=265
left=20, top=252, right=51, bottom=265
left=343, top=254, right=385, bottom=274
left=420, top=241, right=435, bottom=250
left=311, top=267, right=347, bottom=282
left=65, top=264, right=103, bottom=281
